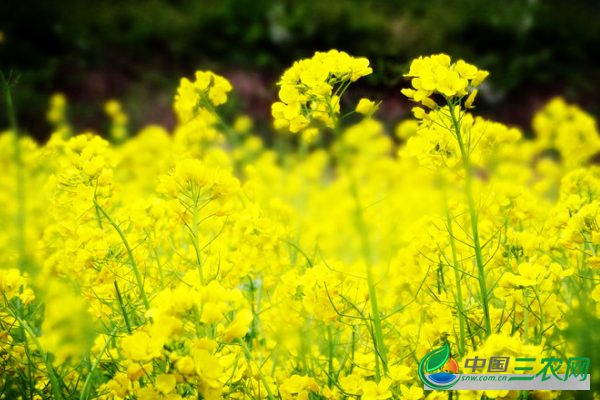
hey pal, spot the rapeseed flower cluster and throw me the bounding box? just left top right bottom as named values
left=272, top=50, right=373, bottom=133
left=402, top=54, right=488, bottom=107
left=0, top=52, right=599, bottom=400
left=175, top=71, right=233, bottom=124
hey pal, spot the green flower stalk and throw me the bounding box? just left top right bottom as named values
left=447, top=99, right=492, bottom=337
left=402, top=54, right=493, bottom=338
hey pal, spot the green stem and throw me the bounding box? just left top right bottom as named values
left=583, top=233, right=596, bottom=309
left=2, top=71, right=27, bottom=342
left=523, top=289, right=529, bottom=345
left=209, top=104, right=240, bottom=147
left=351, top=181, right=389, bottom=374
left=238, top=339, right=275, bottom=400
left=327, top=325, right=334, bottom=387
left=443, top=192, right=467, bottom=356
left=114, top=282, right=132, bottom=333
left=94, top=201, right=151, bottom=311
left=278, top=238, right=313, bottom=268
left=1, top=72, right=26, bottom=274
left=447, top=99, right=492, bottom=337
left=152, top=248, right=165, bottom=288
left=79, top=328, right=118, bottom=400
left=94, top=203, right=134, bottom=332
left=8, top=307, right=63, bottom=400
left=329, top=98, right=389, bottom=374
left=191, top=203, right=205, bottom=286
left=532, top=288, right=544, bottom=345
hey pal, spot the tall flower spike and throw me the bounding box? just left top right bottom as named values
left=174, top=71, right=233, bottom=124
left=272, top=49, right=373, bottom=136
left=402, top=54, right=488, bottom=108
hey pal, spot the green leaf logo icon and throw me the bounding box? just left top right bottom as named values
left=419, top=343, right=459, bottom=389
left=425, top=343, right=450, bottom=372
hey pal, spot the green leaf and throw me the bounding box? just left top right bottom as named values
left=425, top=343, right=450, bottom=372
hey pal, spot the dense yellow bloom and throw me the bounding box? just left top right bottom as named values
left=174, top=71, right=232, bottom=123
left=220, top=308, right=253, bottom=342
left=0, top=269, right=27, bottom=300
left=121, top=331, right=165, bottom=362
left=399, top=384, right=424, bottom=400
left=402, top=54, right=488, bottom=107
left=362, top=378, right=392, bottom=400
left=532, top=97, right=600, bottom=167
left=272, top=50, right=372, bottom=135
left=0, top=51, right=598, bottom=400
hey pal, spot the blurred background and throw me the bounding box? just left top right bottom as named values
left=1, top=0, right=600, bottom=142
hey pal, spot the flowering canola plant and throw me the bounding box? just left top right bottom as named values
left=1, top=52, right=600, bottom=400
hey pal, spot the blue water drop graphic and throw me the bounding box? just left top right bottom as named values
left=429, top=372, right=457, bottom=384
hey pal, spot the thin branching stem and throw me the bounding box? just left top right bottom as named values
left=94, top=201, right=151, bottom=311
left=447, top=97, right=492, bottom=337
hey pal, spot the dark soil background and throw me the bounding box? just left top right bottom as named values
left=1, top=0, right=600, bottom=141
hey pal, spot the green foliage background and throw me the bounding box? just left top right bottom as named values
left=1, top=0, right=599, bottom=139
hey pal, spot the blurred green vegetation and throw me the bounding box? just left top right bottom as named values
left=1, top=0, right=599, bottom=140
